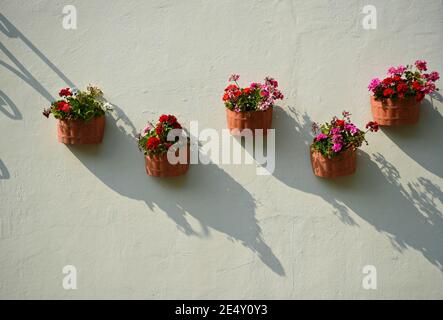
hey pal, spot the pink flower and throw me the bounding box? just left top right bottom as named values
left=249, top=82, right=260, bottom=89
left=330, top=127, right=341, bottom=135
left=260, top=89, right=270, bottom=98
left=272, top=89, right=284, bottom=100
left=315, top=133, right=328, bottom=141
left=265, top=77, right=278, bottom=88
left=424, top=71, right=440, bottom=82
left=332, top=143, right=342, bottom=153
left=332, top=134, right=343, bottom=144
left=345, top=124, right=358, bottom=135
left=423, top=81, right=436, bottom=94
left=229, top=74, right=240, bottom=82
left=387, top=65, right=407, bottom=75
left=368, top=78, right=381, bottom=92
left=142, top=123, right=153, bottom=136
left=342, top=111, right=351, bottom=117
left=415, top=60, right=428, bottom=71
left=234, top=106, right=241, bottom=112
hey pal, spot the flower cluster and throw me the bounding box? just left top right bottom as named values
left=311, top=111, right=378, bottom=158
left=42, top=85, right=111, bottom=120
left=368, top=60, right=439, bottom=102
left=138, top=114, right=184, bottom=155
left=223, top=74, right=284, bottom=112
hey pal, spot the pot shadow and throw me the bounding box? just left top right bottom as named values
left=268, top=106, right=443, bottom=270
left=0, top=90, right=22, bottom=120
left=66, top=106, right=285, bottom=276
left=381, top=96, right=443, bottom=178
left=0, top=159, right=9, bottom=179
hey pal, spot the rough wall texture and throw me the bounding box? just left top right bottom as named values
left=1, top=0, right=442, bottom=299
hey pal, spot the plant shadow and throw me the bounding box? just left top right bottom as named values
left=0, top=90, right=22, bottom=120
left=269, top=106, right=443, bottom=271
left=66, top=106, right=285, bottom=276
left=381, top=96, right=443, bottom=178
left=0, top=159, right=9, bottom=179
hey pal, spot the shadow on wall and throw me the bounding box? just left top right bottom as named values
left=0, top=90, right=22, bottom=120
left=0, top=13, right=75, bottom=103
left=0, top=159, right=9, bottom=179
left=0, top=13, right=285, bottom=276
left=66, top=106, right=285, bottom=276
left=381, top=95, right=443, bottom=178
left=270, top=106, right=443, bottom=271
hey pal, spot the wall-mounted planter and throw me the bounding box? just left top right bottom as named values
left=57, top=116, right=105, bottom=144
left=145, top=144, right=190, bottom=177
left=370, top=96, right=420, bottom=126
left=310, top=147, right=357, bottom=179
left=226, top=107, right=273, bottom=135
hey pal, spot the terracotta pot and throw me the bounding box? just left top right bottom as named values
left=145, top=143, right=190, bottom=177
left=310, top=147, right=357, bottom=179
left=57, top=116, right=105, bottom=144
left=226, top=107, right=273, bottom=135
left=370, top=96, right=420, bottom=126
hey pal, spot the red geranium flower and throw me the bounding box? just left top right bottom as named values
left=242, top=87, right=252, bottom=95
left=222, top=93, right=229, bottom=101
left=167, top=115, right=177, bottom=125
left=383, top=77, right=394, bottom=86
left=159, top=114, right=169, bottom=123
left=225, top=84, right=238, bottom=92
left=155, top=124, right=164, bottom=136
left=383, top=88, right=394, bottom=97
left=412, top=81, right=422, bottom=91
left=366, top=121, right=379, bottom=132
left=416, top=92, right=425, bottom=101
left=57, top=101, right=71, bottom=113
left=147, top=136, right=161, bottom=150
left=335, top=119, right=345, bottom=127
left=397, top=82, right=408, bottom=93
left=59, top=87, right=72, bottom=97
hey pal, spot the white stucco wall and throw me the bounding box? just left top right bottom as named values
left=1, top=0, right=442, bottom=299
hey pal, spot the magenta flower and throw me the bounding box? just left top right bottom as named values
left=425, top=71, right=440, bottom=82
left=345, top=124, right=358, bottom=135
left=387, top=65, right=407, bottom=75
left=229, top=74, right=240, bottom=82
left=332, top=134, right=343, bottom=144
left=265, top=77, right=279, bottom=88
left=315, top=133, right=328, bottom=141
left=368, top=78, right=381, bottom=92
left=250, top=82, right=260, bottom=89
left=260, top=89, right=270, bottom=98
left=330, top=127, right=341, bottom=135
left=423, top=81, right=436, bottom=94
left=415, top=60, right=428, bottom=72
left=332, top=143, right=343, bottom=153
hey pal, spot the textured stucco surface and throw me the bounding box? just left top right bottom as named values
left=1, top=0, right=442, bottom=299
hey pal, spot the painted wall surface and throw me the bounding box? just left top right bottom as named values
left=1, top=0, right=442, bottom=299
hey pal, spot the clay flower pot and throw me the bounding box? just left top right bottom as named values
left=57, top=116, right=105, bottom=144
left=145, top=143, right=190, bottom=177
left=226, top=107, right=273, bottom=135
left=370, top=96, right=420, bottom=126
left=310, top=147, right=357, bottom=179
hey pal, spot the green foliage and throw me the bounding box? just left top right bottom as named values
left=43, top=85, right=111, bottom=121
